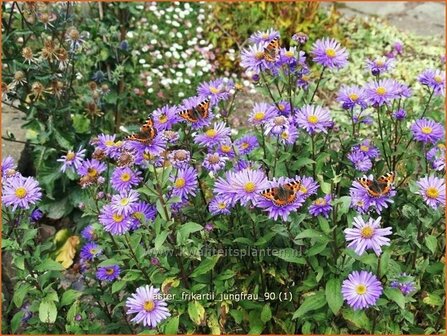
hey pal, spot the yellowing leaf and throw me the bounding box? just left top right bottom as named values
left=55, top=236, right=80, bottom=269
left=162, top=277, right=180, bottom=294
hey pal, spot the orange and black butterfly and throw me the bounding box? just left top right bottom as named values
left=179, top=98, right=210, bottom=123
left=260, top=180, right=301, bottom=207
left=357, top=172, right=395, bottom=198
left=264, top=37, right=280, bottom=63
left=127, top=118, right=157, bottom=144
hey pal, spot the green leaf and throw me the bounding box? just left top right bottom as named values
left=36, top=259, right=65, bottom=272
left=260, top=304, right=272, bottom=323
left=53, top=128, right=72, bottom=150
left=154, top=231, right=169, bottom=250
left=61, top=289, right=82, bottom=307
left=164, top=315, right=180, bottom=334
left=188, top=301, right=205, bottom=325
left=191, top=255, right=220, bottom=277
left=112, top=280, right=127, bottom=294
left=39, top=299, right=58, bottom=323
left=177, top=222, right=203, bottom=243
left=13, top=283, right=32, bottom=308
left=424, top=235, right=437, bottom=254
left=292, top=291, right=326, bottom=319
left=341, top=309, right=370, bottom=331
left=72, top=114, right=91, bottom=134
left=11, top=311, right=24, bottom=333
left=325, top=278, right=343, bottom=315
left=384, top=288, right=406, bottom=309
left=296, top=229, right=327, bottom=241
left=273, top=248, right=306, bottom=264
left=423, top=293, right=443, bottom=307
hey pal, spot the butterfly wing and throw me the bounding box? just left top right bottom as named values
left=358, top=172, right=394, bottom=197
left=179, top=108, right=199, bottom=123
left=195, top=98, right=210, bottom=119
left=261, top=181, right=299, bottom=207
left=264, top=37, right=280, bottom=63
left=128, top=118, right=157, bottom=144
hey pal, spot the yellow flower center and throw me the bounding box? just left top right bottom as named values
left=105, top=140, right=115, bottom=147
left=241, top=143, right=250, bottom=149
left=221, top=145, right=232, bottom=153
left=278, top=104, right=285, bottom=111
left=143, top=300, right=155, bottom=312
left=360, top=226, right=374, bottom=238
left=426, top=187, right=439, bottom=199
left=360, top=145, right=369, bottom=152
left=106, top=268, right=115, bottom=275
left=206, top=129, right=217, bottom=138
left=143, top=152, right=153, bottom=160
left=262, top=33, right=269, bottom=39
left=120, top=172, right=131, bottom=182
left=244, top=182, right=256, bottom=193
left=210, top=86, right=220, bottom=94
left=355, top=284, right=367, bottom=295
left=208, top=154, right=220, bottom=164
left=281, top=131, right=289, bottom=139
left=15, top=187, right=27, bottom=199
left=113, top=213, right=124, bottom=222
left=115, top=141, right=123, bottom=147
left=159, top=114, right=168, bottom=123
left=325, top=48, right=336, bottom=58
left=300, top=185, right=308, bottom=194
left=254, top=112, right=265, bottom=121
left=437, top=143, right=445, bottom=150
left=274, top=116, right=286, bottom=126
left=218, top=202, right=227, bottom=209
left=376, top=87, right=386, bottom=95
left=133, top=211, right=144, bottom=220
left=285, top=50, right=294, bottom=57
left=375, top=59, right=384, bottom=66
left=90, top=248, right=97, bottom=255
left=434, top=75, right=443, bottom=83
left=87, top=168, right=98, bottom=177
left=307, top=115, right=319, bottom=124
left=349, top=93, right=359, bottom=101
left=175, top=177, right=186, bottom=188
left=314, top=198, right=326, bottom=206
left=119, top=198, right=129, bottom=206
left=421, top=126, right=432, bottom=134
left=66, top=151, right=75, bottom=161
left=302, top=75, right=310, bottom=82
left=255, top=51, right=265, bottom=60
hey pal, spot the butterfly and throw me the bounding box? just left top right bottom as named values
left=357, top=172, right=395, bottom=198
left=264, top=37, right=280, bottom=63
left=179, top=98, right=210, bottom=123
left=127, top=118, right=157, bottom=144
left=260, top=180, right=301, bottom=207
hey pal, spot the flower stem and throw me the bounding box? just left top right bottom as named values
left=376, top=105, right=391, bottom=171
left=310, top=66, right=326, bottom=103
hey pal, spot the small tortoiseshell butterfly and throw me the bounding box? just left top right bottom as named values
left=357, top=172, right=395, bottom=198
left=127, top=118, right=157, bottom=144
left=264, top=37, right=280, bottom=63
left=260, top=180, right=301, bottom=207
left=179, top=98, right=210, bottom=123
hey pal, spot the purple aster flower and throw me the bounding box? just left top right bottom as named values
left=77, top=159, right=107, bottom=178
left=344, top=216, right=392, bottom=256
left=390, top=274, right=416, bottom=296
left=249, top=28, right=280, bottom=46
left=111, top=167, right=142, bottom=192
left=197, top=78, right=234, bottom=104
left=308, top=195, right=332, bottom=218
left=152, top=105, right=179, bottom=131
left=111, top=190, right=139, bottom=216
left=162, top=130, right=180, bottom=143
left=365, top=56, right=394, bottom=76
left=99, top=203, right=131, bottom=235
left=235, top=135, right=259, bottom=155
left=240, top=43, right=268, bottom=74
left=168, top=150, right=191, bottom=168
left=296, top=176, right=319, bottom=199
left=170, top=166, right=198, bottom=199
left=342, top=271, right=383, bottom=310
left=416, top=175, right=445, bottom=209
left=214, top=168, right=269, bottom=206
left=392, top=108, right=407, bottom=120
left=426, top=144, right=445, bottom=171
left=80, top=242, right=102, bottom=261
left=124, top=134, right=166, bottom=157
left=337, top=85, right=368, bottom=110
left=57, top=147, right=86, bottom=173
left=133, top=148, right=163, bottom=168
left=178, top=96, right=214, bottom=129
left=1, top=155, right=16, bottom=178
left=194, top=122, right=231, bottom=148
left=204, top=222, right=214, bottom=232
left=292, top=32, right=308, bottom=44
left=217, top=140, right=236, bottom=158
left=96, top=265, right=121, bottom=282
left=347, top=151, right=372, bottom=172
left=349, top=178, right=396, bottom=214
left=209, top=195, right=232, bottom=215
left=296, top=66, right=311, bottom=89
left=248, top=103, right=277, bottom=125
left=203, top=153, right=228, bottom=173
left=311, top=38, right=349, bottom=69
left=2, top=175, right=42, bottom=211
left=418, top=69, right=445, bottom=96
left=129, top=201, right=156, bottom=230
left=81, top=225, right=96, bottom=241
left=279, top=125, right=298, bottom=145
left=353, top=139, right=380, bottom=159
left=264, top=115, right=291, bottom=136
left=96, top=134, right=122, bottom=158
left=30, top=208, right=44, bottom=222
left=364, top=79, right=400, bottom=106
left=410, top=118, right=444, bottom=144
left=392, top=40, right=404, bottom=55
left=296, top=105, right=332, bottom=134
left=277, top=47, right=305, bottom=68
left=273, top=101, right=293, bottom=117
left=395, top=81, right=412, bottom=98
left=125, top=285, right=170, bottom=327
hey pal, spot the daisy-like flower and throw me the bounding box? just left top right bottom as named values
left=418, top=69, right=445, bottom=96
left=99, top=204, right=131, bottom=235
left=1, top=156, right=16, bottom=178
left=248, top=103, right=277, bottom=125
left=395, top=81, right=412, bottom=98
left=65, top=27, right=85, bottom=52
left=256, top=176, right=307, bottom=221
left=273, top=101, right=293, bottom=117
left=2, top=175, right=42, bottom=211
left=81, top=225, right=96, bottom=241
left=197, top=78, right=234, bottom=104
left=308, top=195, right=332, bottom=218
left=344, top=216, right=392, bottom=256
left=277, top=48, right=306, bottom=70
left=240, top=44, right=268, bottom=74
left=168, top=150, right=191, bottom=168
left=311, top=38, right=349, bottom=69
left=235, top=135, right=259, bottom=155
left=96, top=265, right=121, bottom=282
left=426, top=144, right=445, bottom=171
left=111, top=167, right=142, bottom=192
left=365, top=56, right=394, bottom=76
left=111, top=190, right=139, bottom=216
left=337, top=85, right=368, bottom=110
left=217, top=140, right=236, bottom=158
left=249, top=28, right=280, bottom=46
left=57, top=147, right=86, bottom=173
left=342, top=271, right=383, bottom=310
left=416, top=175, right=445, bottom=209
left=203, top=153, right=228, bottom=173
left=129, top=201, right=157, bottom=230
left=80, top=242, right=102, bottom=261
left=364, top=79, right=400, bottom=106
left=214, top=168, right=269, bottom=206
left=296, top=176, right=319, bottom=199
left=209, top=195, right=232, bottom=215
left=152, top=105, right=179, bottom=131
left=349, top=179, right=396, bottom=214
left=96, top=134, right=119, bottom=157
left=125, top=134, right=166, bottom=157
left=352, top=139, right=380, bottom=159
left=162, top=130, right=180, bottom=143
left=410, top=118, right=444, bottom=144
left=171, top=166, right=198, bottom=199
left=264, top=115, right=291, bottom=136
left=390, top=274, right=416, bottom=296
left=178, top=96, right=214, bottom=129
left=279, top=125, right=298, bottom=145
left=77, top=159, right=107, bottom=177
left=347, top=151, right=372, bottom=172
left=295, top=105, right=332, bottom=134
left=125, top=285, right=170, bottom=327
left=194, top=122, right=231, bottom=148
left=392, top=108, right=407, bottom=121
